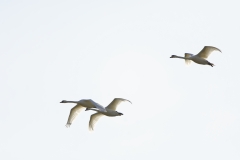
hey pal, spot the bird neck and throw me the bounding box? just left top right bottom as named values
left=64, top=100, right=79, bottom=103
left=87, top=108, right=100, bottom=112
left=175, top=56, right=189, bottom=60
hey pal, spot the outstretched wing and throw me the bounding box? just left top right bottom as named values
left=106, top=98, right=132, bottom=111
left=184, top=53, right=193, bottom=65
left=80, top=99, right=107, bottom=112
left=89, top=113, right=103, bottom=131
left=197, top=46, right=221, bottom=59
left=66, top=105, right=84, bottom=127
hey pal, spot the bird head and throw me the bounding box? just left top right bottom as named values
left=117, top=112, right=123, bottom=116
left=170, top=55, right=177, bottom=58
left=60, top=100, right=67, bottom=103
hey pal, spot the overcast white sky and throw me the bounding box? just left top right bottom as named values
left=1, top=0, right=240, bottom=160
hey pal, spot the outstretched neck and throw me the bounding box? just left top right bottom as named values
left=87, top=108, right=98, bottom=111
left=174, top=55, right=189, bottom=60
left=86, top=108, right=105, bottom=113
left=61, top=100, right=79, bottom=103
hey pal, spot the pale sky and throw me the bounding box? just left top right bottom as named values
left=1, top=0, right=240, bottom=160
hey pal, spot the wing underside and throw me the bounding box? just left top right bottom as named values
left=89, top=113, right=103, bottom=131
left=106, top=98, right=131, bottom=111
left=197, top=46, right=221, bottom=59
left=66, top=105, right=84, bottom=127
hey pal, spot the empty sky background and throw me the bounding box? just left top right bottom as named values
left=1, top=0, right=240, bottom=159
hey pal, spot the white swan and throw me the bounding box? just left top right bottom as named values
left=170, top=46, right=221, bottom=67
left=60, top=99, right=107, bottom=127
left=85, top=98, right=132, bottom=131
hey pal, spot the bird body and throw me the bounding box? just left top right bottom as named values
left=170, top=46, right=221, bottom=67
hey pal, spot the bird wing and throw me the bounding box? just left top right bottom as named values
left=184, top=53, right=193, bottom=65
left=196, top=46, right=221, bottom=59
left=80, top=99, right=107, bottom=112
left=66, top=105, right=84, bottom=127
left=106, top=98, right=132, bottom=111
left=89, top=113, right=104, bottom=131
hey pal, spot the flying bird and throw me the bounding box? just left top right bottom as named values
left=60, top=99, right=107, bottom=127
left=170, top=46, right=221, bottom=67
left=85, top=98, right=132, bottom=131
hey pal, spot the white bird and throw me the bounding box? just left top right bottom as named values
left=170, top=46, right=221, bottom=67
left=85, top=98, right=132, bottom=131
left=60, top=99, right=107, bottom=127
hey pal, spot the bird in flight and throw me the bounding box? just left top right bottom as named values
left=61, top=98, right=131, bottom=130
left=60, top=99, right=107, bottom=127
left=86, top=98, right=131, bottom=131
left=170, top=46, right=221, bottom=67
